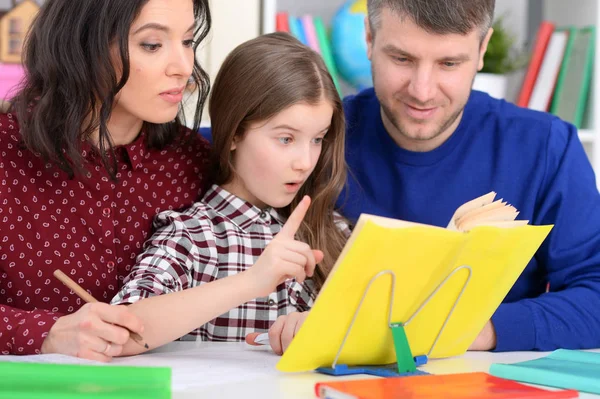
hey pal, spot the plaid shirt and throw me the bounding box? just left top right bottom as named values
left=112, top=184, right=350, bottom=341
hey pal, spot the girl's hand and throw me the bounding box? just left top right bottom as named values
left=245, top=311, right=309, bottom=355
left=40, top=303, right=144, bottom=362
left=247, top=196, right=323, bottom=297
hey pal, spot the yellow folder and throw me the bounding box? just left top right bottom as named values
left=277, top=215, right=552, bottom=372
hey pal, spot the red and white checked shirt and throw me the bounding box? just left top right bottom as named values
left=112, top=184, right=350, bottom=341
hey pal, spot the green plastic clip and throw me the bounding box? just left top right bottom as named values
left=390, top=323, right=416, bottom=373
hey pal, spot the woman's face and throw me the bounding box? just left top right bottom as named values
left=112, top=0, right=197, bottom=126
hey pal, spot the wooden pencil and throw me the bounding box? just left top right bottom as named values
left=53, top=269, right=149, bottom=349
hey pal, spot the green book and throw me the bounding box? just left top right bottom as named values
left=313, top=16, right=341, bottom=94
left=0, top=362, right=171, bottom=399
left=550, top=26, right=595, bottom=128
left=489, top=349, right=600, bottom=395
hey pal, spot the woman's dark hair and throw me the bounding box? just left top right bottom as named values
left=11, top=0, right=211, bottom=177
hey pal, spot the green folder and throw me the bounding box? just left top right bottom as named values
left=0, top=362, right=171, bottom=399
left=489, top=349, right=600, bottom=394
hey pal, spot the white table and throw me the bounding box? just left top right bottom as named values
left=108, top=342, right=600, bottom=399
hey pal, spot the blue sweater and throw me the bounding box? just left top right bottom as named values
left=340, top=88, right=600, bottom=352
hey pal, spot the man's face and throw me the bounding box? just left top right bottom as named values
left=366, top=8, right=492, bottom=151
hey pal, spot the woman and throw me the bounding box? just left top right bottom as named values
left=0, top=0, right=211, bottom=362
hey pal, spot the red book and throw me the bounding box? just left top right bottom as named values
left=516, top=21, right=555, bottom=107
left=315, top=372, right=579, bottom=399
left=276, top=11, right=290, bottom=33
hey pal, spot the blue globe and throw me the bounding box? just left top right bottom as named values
left=330, top=0, right=373, bottom=90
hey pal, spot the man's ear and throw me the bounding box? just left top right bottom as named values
left=478, top=27, right=494, bottom=71
left=365, top=16, right=374, bottom=60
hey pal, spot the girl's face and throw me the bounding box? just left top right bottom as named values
left=223, top=98, right=333, bottom=209
left=111, top=0, right=196, bottom=127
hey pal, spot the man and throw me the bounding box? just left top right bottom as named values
left=339, top=0, right=600, bottom=351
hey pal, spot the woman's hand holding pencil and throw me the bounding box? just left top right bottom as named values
left=40, top=270, right=147, bottom=362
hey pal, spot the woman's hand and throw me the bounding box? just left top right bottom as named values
left=41, top=302, right=144, bottom=362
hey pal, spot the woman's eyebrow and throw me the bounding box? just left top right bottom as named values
left=133, top=22, right=195, bottom=35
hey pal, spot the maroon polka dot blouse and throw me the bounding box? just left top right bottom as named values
left=0, top=112, right=211, bottom=354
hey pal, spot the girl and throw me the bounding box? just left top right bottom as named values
left=1, top=0, right=211, bottom=361
left=112, top=32, right=349, bottom=356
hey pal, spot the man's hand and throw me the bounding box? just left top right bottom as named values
left=469, top=320, right=497, bottom=351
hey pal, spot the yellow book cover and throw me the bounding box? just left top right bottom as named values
left=277, top=194, right=552, bottom=373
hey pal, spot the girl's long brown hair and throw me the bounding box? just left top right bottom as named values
left=209, top=32, right=347, bottom=292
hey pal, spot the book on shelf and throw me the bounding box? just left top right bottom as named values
left=517, top=21, right=555, bottom=108
left=550, top=26, right=595, bottom=128
left=528, top=28, right=570, bottom=111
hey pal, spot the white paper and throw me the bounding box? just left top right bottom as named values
left=0, top=354, right=102, bottom=365
left=115, top=342, right=280, bottom=391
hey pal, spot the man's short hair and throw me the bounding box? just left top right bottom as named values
left=367, top=0, right=495, bottom=41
